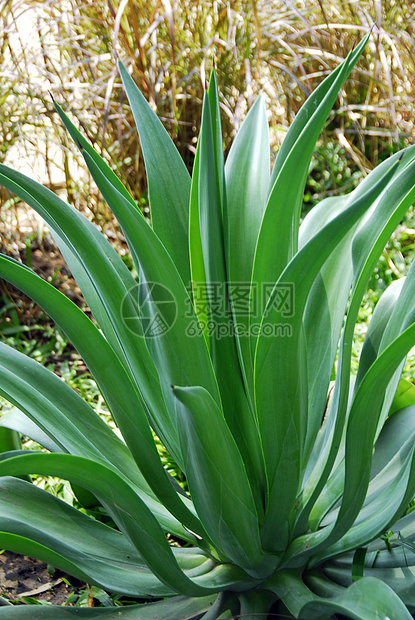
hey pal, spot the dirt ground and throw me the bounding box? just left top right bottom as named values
left=0, top=550, right=75, bottom=605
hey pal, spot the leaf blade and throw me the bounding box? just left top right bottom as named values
left=173, top=385, right=274, bottom=579
left=118, top=61, right=191, bottom=284
left=0, top=254, right=205, bottom=539
left=0, top=453, right=212, bottom=596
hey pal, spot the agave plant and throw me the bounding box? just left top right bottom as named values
left=1, top=33, right=415, bottom=618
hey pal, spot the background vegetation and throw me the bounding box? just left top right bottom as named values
left=1, top=0, right=414, bottom=220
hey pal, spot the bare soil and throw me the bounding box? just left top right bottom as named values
left=0, top=550, right=74, bottom=605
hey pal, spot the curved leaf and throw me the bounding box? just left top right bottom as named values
left=266, top=571, right=412, bottom=619
left=0, top=164, right=172, bottom=463
left=0, top=594, right=216, bottom=619
left=0, top=476, right=174, bottom=597
left=0, top=341, right=193, bottom=538
left=255, top=160, right=400, bottom=550
left=390, top=379, right=415, bottom=416
left=310, top=404, right=415, bottom=533
left=251, top=35, right=370, bottom=331
left=299, top=576, right=412, bottom=619
left=0, top=453, right=214, bottom=596
left=118, top=61, right=191, bottom=284
left=81, top=148, right=221, bottom=460
left=173, top=385, right=274, bottom=579
left=286, top=321, right=415, bottom=565
left=292, top=150, right=415, bottom=539
left=356, top=278, right=405, bottom=388
left=0, top=253, right=204, bottom=539
left=0, top=407, right=60, bottom=453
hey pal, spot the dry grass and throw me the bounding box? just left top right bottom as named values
left=257, top=1, right=415, bottom=166
left=0, top=0, right=414, bottom=241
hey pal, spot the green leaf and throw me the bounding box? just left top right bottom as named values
left=0, top=165, right=172, bottom=464
left=356, top=278, right=405, bottom=389
left=295, top=151, right=415, bottom=534
left=312, top=408, right=415, bottom=562
left=238, top=590, right=276, bottom=619
left=266, top=571, right=413, bottom=619
left=206, top=70, right=225, bottom=219
left=292, top=149, right=415, bottom=540
left=303, top=570, right=346, bottom=598
left=197, top=92, right=228, bottom=331
left=287, top=321, right=415, bottom=565
left=324, top=512, right=415, bottom=609
left=196, top=91, right=266, bottom=515
left=224, top=94, right=270, bottom=401
left=326, top=562, right=415, bottom=613
left=255, top=159, right=400, bottom=550
left=349, top=229, right=415, bottom=436
left=264, top=570, right=320, bottom=619
left=300, top=199, right=355, bottom=465
left=352, top=548, right=367, bottom=582
left=0, top=594, right=217, bottom=618
left=81, top=148, right=222, bottom=459
left=0, top=427, right=30, bottom=485
left=0, top=427, right=21, bottom=454
left=299, top=576, right=413, bottom=619
left=0, top=476, right=174, bottom=597
left=300, top=146, right=415, bottom=447
left=0, top=253, right=204, bottom=540
left=309, top=402, right=415, bottom=534
left=118, top=61, right=191, bottom=285
left=251, top=35, right=370, bottom=333
left=370, top=406, right=415, bottom=483
left=0, top=165, right=131, bottom=367
left=53, top=102, right=138, bottom=210
left=371, top=255, right=415, bottom=424
left=0, top=407, right=60, bottom=453
left=337, top=149, right=415, bottom=430
left=390, top=379, right=415, bottom=416
left=0, top=453, right=214, bottom=597
left=173, top=385, right=274, bottom=579
left=0, top=477, right=246, bottom=598
left=188, top=138, right=209, bottom=347
left=0, top=341, right=190, bottom=539
left=225, top=94, right=269, bottom=291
